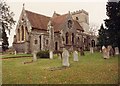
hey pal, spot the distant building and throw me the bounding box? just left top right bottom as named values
left=13, top=6, right=97, bottom=53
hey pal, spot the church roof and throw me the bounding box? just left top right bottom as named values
left=25, top=10, right=83, bottom=32
left=25, top=10, right=50, bottom=30
left=73, top=20, right=84, bottom=31
left=51, top=14, right=68, bottom=32
left=51, top=14, right=84, bottom=32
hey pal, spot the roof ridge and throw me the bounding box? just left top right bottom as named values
left=25, top=10, right=50, bottom=18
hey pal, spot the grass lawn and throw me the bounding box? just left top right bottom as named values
left=2, top=52, right=119, bottom=84
left=1, top=54, right=32, bottom=58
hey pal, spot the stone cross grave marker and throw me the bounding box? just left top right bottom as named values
left=62, top=48, right=70, bottom=67
left=73, top=51, right=79, bottom=61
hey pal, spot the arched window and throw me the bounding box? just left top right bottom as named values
left=55, top=42, right=58, bottom=51
left=21, top=26, right=24, bottom=41
left=91, top=40, right=95, bottom=47
left=68, top=20, right=72, bottom=28
left=25, top=27, right=28, bottom=41
left=72, top=33, right=74, bottom=44
left=39, top=36, right=41, bottom=50
left=66, top=32, right=69, bottom=44
left=17, top=29, right=20, bottom=41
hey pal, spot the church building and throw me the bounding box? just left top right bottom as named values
left=13, top=6, right=97, bottom=53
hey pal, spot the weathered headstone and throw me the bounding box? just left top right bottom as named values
left=58, top=53, right=62, bottom=60
left=73, top=51, right=78, bottom=61
left=62, top=48, right=70, bottom=67
left=90, top=47, right=94, bottom=53
left=107, top=45, right=115, bottom=57
left=115, top=47, right=119, bottom=55
left=49, top=50, right=53, bottom=59
left=102, top=46, right=109, bottom=59
left=14, top=51, right=16, bottom=55
left=33, top=51, right=37, bottom=61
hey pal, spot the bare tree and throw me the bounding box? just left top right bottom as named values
left=89, top=23, right=99, bottom=36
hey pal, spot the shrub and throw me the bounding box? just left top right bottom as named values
left=36, top=50, right=49, bottom=58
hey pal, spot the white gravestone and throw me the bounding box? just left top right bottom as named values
left=102, top=46, right=109, bottom=59
left=33, top=51, right=37, bottom=61
left=14, top=51, right=16, bottom=55
left=49, top=51, right=53, bottom=59
left=73, top=51, right=79, bottom=61
left=62, top=48, right=70, bottom=67
left=90, top=47, right=94, bottom=53
left=115, top=47, right=119, bottom=55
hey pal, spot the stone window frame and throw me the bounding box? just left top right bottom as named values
left=17, top=28, right=20, bottom=42
left=55, top=41, right=59, bottom=51
left=21, top=25, right=24, bottom=41
left=72, top=33, right=75, bottom=45
left=46, top=39, right=49, bottom=45
left=66, top=32, right=69, bottom=44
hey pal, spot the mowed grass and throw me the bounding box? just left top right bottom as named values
left=2, top=52, right=119, bottom=84
left=1, top=54, right=32, bottom=58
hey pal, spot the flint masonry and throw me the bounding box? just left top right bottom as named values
left=13, top=6, right=97, bottom=53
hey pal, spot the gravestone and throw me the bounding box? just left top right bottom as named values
left=107, top=45, right=115, bottom=56
left=90, top=47, right=94, bottom=53
left=102, top=46, right=109, bottom=59
left=14, top=51, right=16, bottom=55
left=33, top=51, right=37, bottom=61
left=58, top=53, right=62, bottom=60
left=73, top=51, right=78, bottom=61
left=115, top=47, right=119, bottom=55
left=62, top=48, right=70, bottom=67
left=49, top=51, right=53, bottom=59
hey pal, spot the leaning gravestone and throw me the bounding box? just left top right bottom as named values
left=62, top=48, right=70, bottom=67
left=33, top=51, right=37, bottom=61
left=73, top=51, right=78, bottom=61
left=115, top=47, right=119, bottom=55
left=90, top=47, right=94, bottom=53
left=102, top=46, right=109, bottom=59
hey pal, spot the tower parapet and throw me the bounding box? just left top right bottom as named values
left=71, top=9, right=88, bottom=15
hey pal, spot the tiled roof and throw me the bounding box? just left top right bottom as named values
left=25, top=10, right=50, bottom=30
left=25, top=10, right=83, bottom=32
left=51, top=14, right=68, bottom=32
left=51, top=14, right=84, bottom=32
left=73, top=20, right=84, bottom=31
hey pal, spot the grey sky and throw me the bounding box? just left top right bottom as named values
left=6, top=0, right=107, bottom=46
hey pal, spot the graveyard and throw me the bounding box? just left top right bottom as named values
left=2, top=52, right=119, bottom=84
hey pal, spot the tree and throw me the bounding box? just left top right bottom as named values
left=0, top=1, right=15, bottom=51
left=97, top=24, right=108, bottom=47
left=104, top=1, right=120, bottom=50
left=89, top=23, right=99, bottom=36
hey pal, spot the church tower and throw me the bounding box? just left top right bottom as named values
left=71, top=9, right=90, bottom=34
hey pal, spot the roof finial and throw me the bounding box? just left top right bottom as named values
left=23, top=3, right=25, bottom=8
left=68, top=11, right=70, bottom=14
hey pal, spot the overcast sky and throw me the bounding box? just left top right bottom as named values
left=6, top=0, right=108, bottom=46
